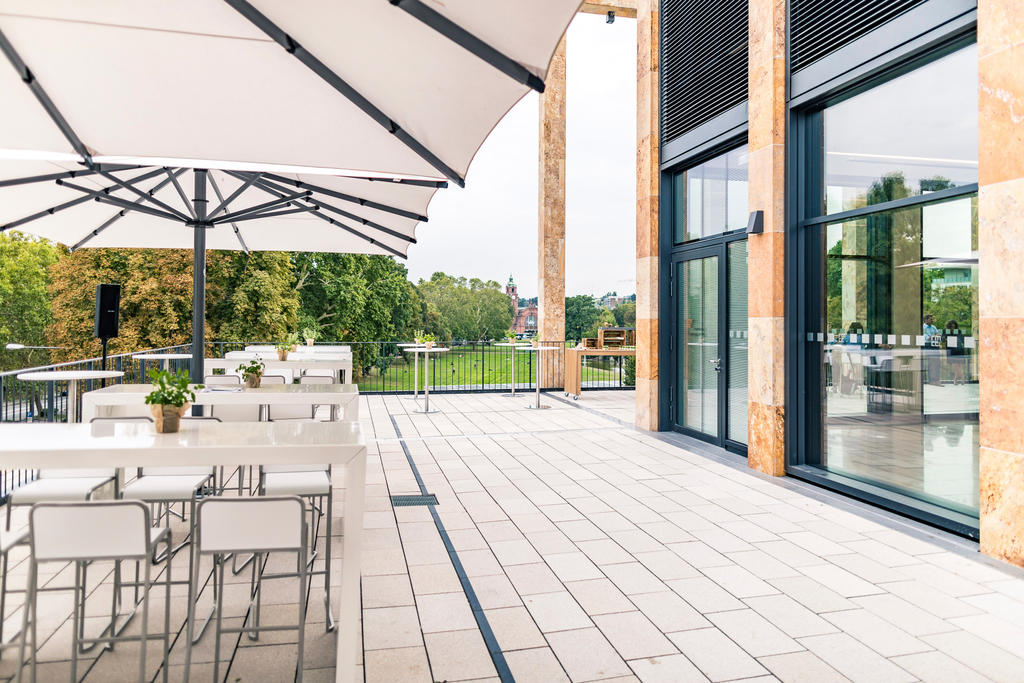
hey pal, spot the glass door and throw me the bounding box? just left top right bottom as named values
left=673, top=240, right=748, bottom=450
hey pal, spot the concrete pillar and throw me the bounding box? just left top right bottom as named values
left=978, top=0, right=1024, bottom=566
left=745, top=0, right=787, bottom=475
left=538, top=36, right=567, bottom=350
left=635, top=0, right=660, bottom=430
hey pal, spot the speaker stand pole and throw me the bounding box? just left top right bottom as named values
left=100, top=337, right=109, bottom=388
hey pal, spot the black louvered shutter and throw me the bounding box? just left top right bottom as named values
left=660, top=0, right=749, bottom=145
left=790, top=0, right=927, bottom=72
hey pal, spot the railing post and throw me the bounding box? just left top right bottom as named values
left=47, top=382, right=55, bottom=422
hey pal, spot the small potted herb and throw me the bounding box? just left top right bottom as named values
left=275, top=340, right=291, bottom=361
left=302, top=326, right=318, bottom=347
left=286, top=331, right=300, bottom=352
left=421, top=333, right=436, bottom=350
left=237, top=359, right=265, bottom=388
left=412, top=329, right=425, bottom=345
left=144, top=369, right=200, bottom=434
left=506, top=333, right=518, bottom=345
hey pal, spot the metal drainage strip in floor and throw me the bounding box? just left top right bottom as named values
left=390, top=494, right=439, bottom=507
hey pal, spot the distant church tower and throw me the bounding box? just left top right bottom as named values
left=505, top=274, right=518, bottom=311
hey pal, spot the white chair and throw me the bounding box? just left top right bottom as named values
left=0, top=527, right=29, bottom=660
left=184, top=497, right=308, bottom=682
left=268, top=374, right=333, bottom=421
left=16, top=501, right=171, bottom=683
left=261, top=374, right=287, bottom=385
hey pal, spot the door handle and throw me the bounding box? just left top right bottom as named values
left=708, top=358, right=721, bottom=372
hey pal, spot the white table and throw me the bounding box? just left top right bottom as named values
left=82, top=383, right=361, bottom=423
left=0, top=420, right=365, bottom=683
left=521, top=346, right=560, bottom=410
left=495, top=343, right=531, bottom=398
left=205, top=356, right=353, bottom=384
left=398, top=343, right=425, bottom=398
left=16, top=370, right=124, bottom=423
left=245, top=344, right=351, bottom=354
left=411, top=347, right=448, bottom=414
left=132, top=353, right=192, bottom=373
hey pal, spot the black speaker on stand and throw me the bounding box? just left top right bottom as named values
left=94, top=284, right=121, bottom=386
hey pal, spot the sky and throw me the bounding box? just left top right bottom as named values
left=404, top=13, right=637, bottom=300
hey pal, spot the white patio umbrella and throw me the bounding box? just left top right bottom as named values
left=0, top=0, right=582, bottom=379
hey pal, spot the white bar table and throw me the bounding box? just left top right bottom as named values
left=412, top=346, right=448, bottom=414
left=16, top=370, right=124, bottom=423
left=0, top=420, right=366, bottom=683
left=83, top=382, right=361, bottom=423
left=398, top=343, right=424, bottom=398
left=521, top=346, right=560, bottom=410
left=132, top=352, right=192, bottom=373
left=495, top=342, right=530, bottom=398
left=205, top=356, right=353, bottom=384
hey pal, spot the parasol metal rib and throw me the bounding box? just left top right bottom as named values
left=389, top=0, right=545, bottom=93
left=207, top=172, right=262, bottom=220
left=94, top=193, right=182, bottom=222
left=207, top=173, right=250, bottom=253
left=0, top=165, right=140, bottom=189
left=261, top=172, right=428, bottom=222
left=223, top=0, right=465, bottom=187
left=72, top=169, right=187, bottom=250
left=165, top=168, right=197, bottom=219
left=210, top=190, right=311, bottom=224
left=96, top=169, right=191, bottom=222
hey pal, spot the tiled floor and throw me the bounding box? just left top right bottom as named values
left=3, top=389, right=1024, bottom=682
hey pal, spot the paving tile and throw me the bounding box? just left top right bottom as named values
left=667, top=542, right=734, bottom=569
left=923, top=630, right=1024, bottom=682
left=690, top=527, right=755, bottom=554
left=667, top=576, right=745, bottom=613
left=798, top=564, right=883, bottom=598
left=484, top=606, right=547, bottom=651
left=456, top=548, right=505, bottom=577
left=363, top=646, right=432, bottom=683
left=725, top=550, right=801, bottom=580
left=504, top=647, right=571, bottom=683
left=565, top=578, right=636, bottom=616
left=780, top=532, right=851, bottom=557
left=526, top=530, right=578, bottom=555
left=407, top=562, right=463, bottom=596
left=821, top=608, right=931, bottom=657
left=504, top=562, right=565, bottom=595
left=963, top=592, right=1024, bottom=630
left=843, top=539, right=920, bottom=567
left=708, top=608, right=803, bottom=657
left=522, top=591, right=592, bottom=633
left=629, top=591, right=710, bottom=632
left=593, top=611, right=679, bottom=660
left=469, top=573, right=523, bottom=609
left=949, top=613, right=1024, bottom=658
left=890, top=651, right=991, bottom=683
left=627, top=654, right=709, bottom=683
left=423, top=629, right=497, bottom=682
left=634, top=550, right=702, bottom=581
left=754, top=540, right=827, bottom=568
left=416, top=591, right=477, bottom=633
left=490, top=538, right=544, bottom=566
left=577, top=538, right=635, bottom=566
left=799, top=633, right=916, bottom=683
left=557, top=519, right=607, bottom=542
left=402, top=539, right=452, bottom=566
left=898, top=563, right=991, bottom=598
left=743, top=594, right=836, bottom=638
left=545, top=551, right=605, bottom=582
left=851, top=593, right=956, bottom=636
left=362, top=605, right=423, bottom=650
left=602, top=562, right=669, bottom=596
left=546, top=627, right=632, bottom=682
left=878, top=580, right=982, bottom=619
left=667, top=627, right=768, bottom=682
left=362, top=574, right=415, bottom=609
left=758, top=651, right=848, bottom=683
left=703, top=564, right=779, bottom=598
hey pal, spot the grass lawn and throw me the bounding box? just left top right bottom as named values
left=356, top=345, right=631, bottom=392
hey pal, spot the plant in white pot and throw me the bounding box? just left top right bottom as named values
left=144, top=369, right=200, bottom=434
left=237, top=359, right=265, bottom=388
left=421, top=333, right=436, bottom=350
left=302, top=326, right=319, bottom=347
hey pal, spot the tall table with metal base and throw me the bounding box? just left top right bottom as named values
left=522, top=346, right=560, bottom=410
left=412, top=346, right=448, bottom=414
left=496, top=342, right=530, bottom=398
left=398, top=343, right=424, bottom=399
left=15, top=370, right=124, bottom=423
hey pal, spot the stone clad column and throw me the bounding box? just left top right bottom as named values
left=978, top=0, right=1024, bottom=566
left=746, top=0, right=786, bottom=475
left=635, top=0, right=660, bottom=430
left=538, top=35, right=566, bottom=385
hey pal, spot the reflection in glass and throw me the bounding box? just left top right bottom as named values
left=678, top=257, right=718, bottom=436
left=675, top=146, right=749, bottom=242
left=727, top=241, right=749, bottom=444
left=819, top=193, right=979, bottom=515
left=823, top=44, right=978, bottom=215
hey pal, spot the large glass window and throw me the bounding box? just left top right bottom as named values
left=803, top=43, right=979, bottom=520
left=674, top=146, right=749, bottom=243
left=823, top=45, right=977, bottom=215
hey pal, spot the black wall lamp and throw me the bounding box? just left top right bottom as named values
left=746, top=210, right=764, bottom=235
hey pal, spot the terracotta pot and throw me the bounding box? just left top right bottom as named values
left=244, top=373, right=262, bottom=388
left=151, top=403, right=188, bottom=434
left=291, top=344, right=299, bottom=352
left=277, top=349, right=289, bottom=361
left=306, top=339, right=314, bottom=347
left=425, top=341, right=435, bottom=349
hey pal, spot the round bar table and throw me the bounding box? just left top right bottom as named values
left=411, top=346, right=448, bottom=414
left=16, top=370, right=124, bottom=423
left=521, top=346, right=560, bottom=410
left=398, top=343, right=425, bottom=399
left=495, top=342, right=531, bottom=398
left=132, top=352, right=192, bottom=375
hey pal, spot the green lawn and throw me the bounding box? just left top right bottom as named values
left=356, top=345, right=631, bottom=392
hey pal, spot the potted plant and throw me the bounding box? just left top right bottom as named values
left=237, top=359, right=265, bottom=388
left=530, top=336, right=539, bottom=348
left=413, top=329, right=425, bottom=345
left=302, top=326, right=319, bottom=347
left=286, top=331, right=300, bottom=352
left=421, top=333, right=436, bottom=350
left=144, top=369, right=200, bottom=434
left=506, top=333, right=518, bottom=345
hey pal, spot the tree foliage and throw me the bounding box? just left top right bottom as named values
left=416, top=272, right=512, bottom=341
left=0, top=233, right=59, bottom=371
left=612, top=302, right=636, bottom=327
left=565, top=294, right=600, bottom=342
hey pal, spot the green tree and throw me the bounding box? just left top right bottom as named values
left=416, top=272, right=512, bottom=341
left=585, top=308, right=617, bottom=338
left=0, top=232, right=59, bottom=371
left=565, top=294, right=600, bottom=342
left=208, top=251, right=299, bottom=343
left=612, top=302, right=636, bottom=327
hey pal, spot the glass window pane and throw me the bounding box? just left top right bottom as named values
left=818, top=195, right=979, bottom=516
left=675, top=144, right=749, bottom=243
left=678, top=257, right=718, bottom=436
left=823, top=44, right=978, bottom=215
left=727, top=240, right=748, bottom=444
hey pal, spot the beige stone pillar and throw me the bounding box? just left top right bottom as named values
left=538, top=36, right=566, bottom=385
left=635, top=0, right=660, bottom=430
left=745, top=0, right=786, bottom=475
left=978, top=0, right=1024, bottom=566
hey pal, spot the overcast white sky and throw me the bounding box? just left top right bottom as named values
left=404, top=14, right=637, bottom=300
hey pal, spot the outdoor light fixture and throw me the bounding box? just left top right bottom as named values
left=607, top=10, right=616, bottom=23
left=746, top=210, right=764, bottom=235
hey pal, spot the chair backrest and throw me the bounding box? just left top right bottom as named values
left=204, top=375, right=240, bottom=385
left=223, top=351, right=253, bottom=360
left=197, top=496, right=304, bottom=554
left=89, top=414, right=153, bottom=422
left=302, top=369, right=337, bottom=379
left=261, top=374, right=287, bottom=384
left=244, top=345, right=276, bottom=353
left=41, top=469, right=116, bottom=479
left=299, top=375, right=335, bottom=385
left=262, top=464, right=329, bottom=473
left=31, top=501, right=151, bottom=562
